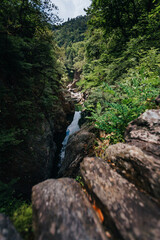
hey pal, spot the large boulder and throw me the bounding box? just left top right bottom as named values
left=125, top=109, right=160, bottom=158
left=32, top=178, right=108, bottom=240
left=104, top=143, right=160, bottom=200
left=0, top=214, right=22, bottom=240
left=58, top=125, right=95, bottom=178
left=81, top=157, right=160, bottom=240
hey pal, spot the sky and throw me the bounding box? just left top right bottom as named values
left=52, top=0, right=91, bottom=22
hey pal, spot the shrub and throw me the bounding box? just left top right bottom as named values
left=12, top=203, right=33, bottom=240
left=0, top=180, right=33, bottom=240
left=85, top=69, right=159, bottom=143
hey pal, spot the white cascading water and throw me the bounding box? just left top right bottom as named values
left=59, top=111, right=81, bottom=166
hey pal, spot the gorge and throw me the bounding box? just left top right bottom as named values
left=0, top=1, right=160, bottom=240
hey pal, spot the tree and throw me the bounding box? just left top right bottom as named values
left=0, top=0, right=61, bottom=164
left=87, top=0, right=158, bottom=36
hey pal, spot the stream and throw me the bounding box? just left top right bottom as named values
left=58, top=111, right=81, bottom=167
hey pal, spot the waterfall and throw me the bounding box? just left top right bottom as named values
left=59, top=111, right=81, bottom=166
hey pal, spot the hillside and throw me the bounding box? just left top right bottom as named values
left=55, top=0, right=160, bottom=143
left=55, top=15, right=88, bottom=47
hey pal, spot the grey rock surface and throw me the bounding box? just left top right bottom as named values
left=32, top=178, right=108, bottom=240
left=81, top=157, right=160, bottom=240
left=125, top=109, right=160, bottom=158
left=104, top=143, right=160, bottom=200
left=0, top=214, right=22, bottom=240
left=58, top=125, right=95, bottom=177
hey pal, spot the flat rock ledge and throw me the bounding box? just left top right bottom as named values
left=81, top=157, right=160, bottom=240
left=104, top=143, right=160, bottom=200
left=0, top=214, right=22, bottom=240
left=32, top=178, right=108, bottom=240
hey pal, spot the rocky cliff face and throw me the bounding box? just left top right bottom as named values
left=0, top=90, right=75, bottom=197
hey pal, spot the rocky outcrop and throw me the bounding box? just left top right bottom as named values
left=32, top=178, right=108, bottom=240
left=0, top=91, right=74, bottom=197
left=55, top=91, right=75, bottom=132
left=0, top=119, right=56, bottom=197
left=81, top=157, right=160, bottom=240
left=0, top=214, right=22, bottom=240
left=104, top=109, right=160, bottom=201
left=125, top=109, right=160, bottom=158
left=30, top=109, right=160, bottom=240
left=104, top=143, right=160, bottom=200
left=58, top=125, right=95, bottom=177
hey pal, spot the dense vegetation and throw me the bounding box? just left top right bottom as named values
left=56, top=0, right=160, bottom=144
left=80, top=0, right=160, bottom=143
left=0, top=0, right=63, bottom=238
left=0, top=0, right=160, bottom=239
left=55, top=15, right=88, bottom=47
left=0, top=0, right=62, bottom=160
left=55, top=16, right=87, bottom=80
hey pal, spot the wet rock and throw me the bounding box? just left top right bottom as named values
left=0, top=214, right=22, bottom=240
left=32, top=178, right=108, bottom=240
left=125, top=109, right=160, bottom=158
left=58, top=125, right=95, bottom=178
left=81, top=157, right=160, bottom=240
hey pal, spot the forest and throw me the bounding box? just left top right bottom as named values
left=0, top=0, right=160, bottom=239
left=56, top=0, right=160, bottom=142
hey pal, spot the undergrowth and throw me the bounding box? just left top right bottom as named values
left=83, top=58, right=159, bottom=144
left=0, top=180, right=33, bottom=240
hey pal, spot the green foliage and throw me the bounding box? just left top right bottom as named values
left=0, top=129, right=23, bottom=152
left=76, top=1, right=160, bottom=145
left=0, top=179, right=20, bottom=215
left=56, top=1, right=160, bottom=147
left=87, top=0, right=158, bottom=36
left=75, top=175, right=84, bottom=187
left=0, top=0, right=64, bottom=164
left=85, top=68, right=159, bottom=142
left=55, top=16, right=88, bottom=48
left=0, top=3, right=64, bottom=239
left=12, top=203, right=33, bottom=240
left=55, top=16, right=88, bottom=81
left=0, top=180, right=33, bottom=239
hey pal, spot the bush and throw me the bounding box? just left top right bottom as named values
left=0, top=180, right=33, bottom=240
left=12, top=203, right=33, bottom=240
left=85, top=69, right=159, bottom=143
